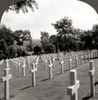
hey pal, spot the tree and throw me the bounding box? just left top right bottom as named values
left=52, top=17, right=73, bottom=51
left=92, top=24, right=98, bottom=49
left=80, top=30, right=93, bottom=50
left=0, top=39, right=8, bottom=59
left=0, top=25, right=33, bottom=59
left=40, top=31, right=50, bottom=52
left=52, top=17, right=72, bottom=35
left=14, top=30, right=33, bottom=51
left=0, top=0, right=38, bottom=22
left=33, top=45, right=42, bottom=54
left=49, top=35, right=58, bottom=53
left=0, top=25, right=14, bottom=46
left=9, top=0, right=38, bottom=13
left=44, top=43, right=55, bottom=53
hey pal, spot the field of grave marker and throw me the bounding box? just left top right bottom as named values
left=0, top=50, right=98, bottom=100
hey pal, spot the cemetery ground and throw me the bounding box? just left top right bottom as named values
left=0, top=56, right=98, bottom=100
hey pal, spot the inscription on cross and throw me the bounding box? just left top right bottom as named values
left=67, top=70, right=80, bottom=100
left=89, top=60, right=95, bottom=97
left=30, top=63, right=37, bottom=86
left=1, top=60, right=12, bottom=100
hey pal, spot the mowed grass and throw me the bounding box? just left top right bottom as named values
left=0, top=57, right=98, bottom=100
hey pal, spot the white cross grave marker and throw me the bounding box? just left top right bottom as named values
left=6, top=59, right=9, bottom=68
left=35, top=56, right=39, bottom=70
left=59, top=58, right=64, bottom=74
left=75, top=57, right=78, bottom=67
left=52, top=57, right=55, bottom=67
left=45, top=60, right=48, bottom=69
left=22, top=61, right=26, bottom=76
left=80, top=56, right=83, bottom=65
left=48, top=60, right=53, bottom=79
left=1, top=60, right=12, bottom=100
left=69, top=57, right=72, bottom=70
left=67, top=70, right=80, bottom=100
left=28, top=59, right=31, bottom=69
left=30, top=63, right=37, bottom=86
left=89, top=60, right=95, bottom=97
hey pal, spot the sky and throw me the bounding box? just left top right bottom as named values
left=1, top=0, right=98, bottom=39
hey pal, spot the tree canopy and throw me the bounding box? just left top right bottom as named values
left=8, top=0, right=38, bottom=13
left=0, top=25, right=33, bottom=59
left=40, top=16, right=98, bottom=53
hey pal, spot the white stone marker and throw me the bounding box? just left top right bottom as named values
left=75, top=57, right=78, bottom=67
left=30, top=63, right=37, bottom=86
left=80, top=56, right=83, bottom=65
left=22, top=61, right=26, bottom=76
left=67, top=70, right=80, bottom=100
left=52, top=57, right=55, bottom=67
left=60, top=59, right=64, bottom=74
left=45, top=60, right=48, bottom=69
left=48, top=60, right=53, bottom=79
left=6, top=59, right=9, bottom=68
left=69, top=57, right=72, bottom=70
left=89, top=61, right=95, bottom=97
left=1, top=61, right=12, bottom=100
left=88, top=53, right=91, bottom=61
left=35, top=56, right=39, bottom=70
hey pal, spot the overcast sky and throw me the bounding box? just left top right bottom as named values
left=1, top=0, right=98, bottom=39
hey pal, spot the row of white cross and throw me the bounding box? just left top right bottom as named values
left=0, top=50, right=98, bottom=100
left=67, top=60, right=95, bottom=100
left=0, top=56, right=39, bottom=100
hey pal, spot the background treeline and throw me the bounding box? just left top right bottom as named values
left=39, top=17, right=98, bottom=54
left=0, top=25, right=33, bottom=59
left=1, top=16, right=98, bottom=58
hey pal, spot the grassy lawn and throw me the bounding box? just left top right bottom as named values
left=0, top=56, right=98, bottom=100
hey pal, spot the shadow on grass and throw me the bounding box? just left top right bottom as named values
left=82, top=82, right=98, bottom=100
left=20, top=85, right=32, bottom=90
left=82, top=95, right=92, bottom=100
left=64, top=69, right=70, bottom=72
left=55, top=73, right=61, bottom=76
left=55, top=68, right=70, bottom=76
left=0, top=95, right=14, bottom=100
left=40, top=78, right=49, bottom=82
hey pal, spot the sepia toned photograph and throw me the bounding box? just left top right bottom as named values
left=0, top=0, right=98, bottom=100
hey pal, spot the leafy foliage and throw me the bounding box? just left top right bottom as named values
left=33, top=45, right=42, bottom=54
left=8, top=0, right=38, bottom=13
left=40, top=31, right=49, bottom=51
left=49, top=35, right=58, bottom=52
left=52, top=17, right=72, bottom=35
left=44, top=43, right=55, bottom=53
left=0, top=25, right=33, bottom=59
